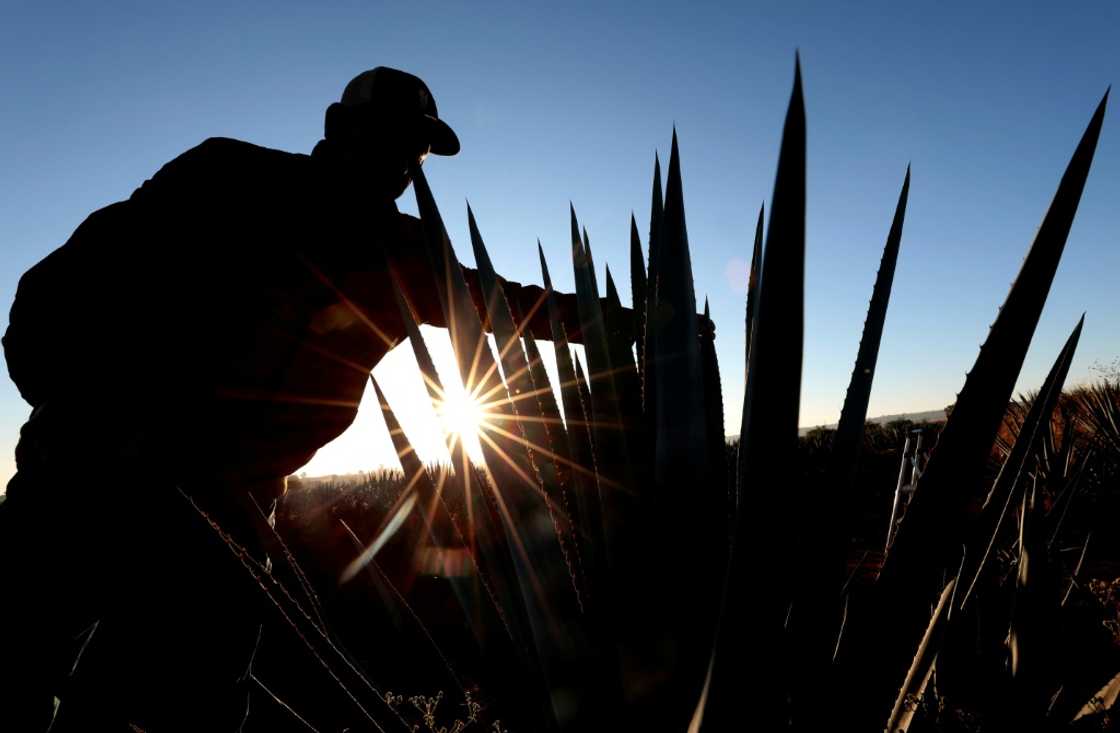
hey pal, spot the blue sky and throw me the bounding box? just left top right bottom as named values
left=2, top=1, right=1118, bottom=483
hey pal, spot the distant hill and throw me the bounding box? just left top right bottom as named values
left=795, top=408, right=947, bottom=437
left=725, top=408, right=947, bottom=442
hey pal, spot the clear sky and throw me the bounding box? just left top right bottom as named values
left=2, top=1, right=1118, bottom=483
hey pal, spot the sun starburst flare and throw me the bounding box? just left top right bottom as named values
left=433, top=383, right=492, bottom=464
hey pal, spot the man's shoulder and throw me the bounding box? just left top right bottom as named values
left=139, top=137, right=312, bottom=194
left=181, top=137, right=309, bottom=166
left=163, top=138, right=311, bottom=177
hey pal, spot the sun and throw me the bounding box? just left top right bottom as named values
left=434, top=385, right=489, bottom=464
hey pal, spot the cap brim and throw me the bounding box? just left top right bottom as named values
left=425, top=115, right=460, bottom=156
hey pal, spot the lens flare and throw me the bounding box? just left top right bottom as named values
left=435, top=386, right=489, bottom=463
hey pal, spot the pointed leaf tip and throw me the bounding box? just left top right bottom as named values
left=538, top=244, right=554, bottom=289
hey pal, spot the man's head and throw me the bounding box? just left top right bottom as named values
left=324, top=67, right=460, bottom=199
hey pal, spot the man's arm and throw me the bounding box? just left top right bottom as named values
left=392, top=213, right=711, bottom=347
left=390, top=213, right=621, bottom=345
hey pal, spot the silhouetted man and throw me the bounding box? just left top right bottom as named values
left=0, top=67, right=588, bottom=731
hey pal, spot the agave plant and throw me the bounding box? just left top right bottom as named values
left=190, top=60, right=1113, bottom=732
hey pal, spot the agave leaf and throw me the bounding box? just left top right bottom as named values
left=700, top=298, right=728, bottom=526
left=651, top=128, right=707, bottom=484
left=643, top=152, right=664, bottom=409
left=1007, top=476, right=1063, bottom=724
left=573, top=355, right=595, bottom=454
left=744, top=203, right=765, bottom=384
left=604, top=264, right=620, bottom=307
left=1073, top=670, right=1120, bottom=722
left=603, top=264, right=643, bottom=421
left=410, top=168, right=499, bottom=401
left=519, top=330, right=588, bottom=600
left=630, top=214, right=648, bottom=388
left=884, top=579, right=957, bottom=733
left=703, top=56, right=806, bottom=731
left=539, top=242, right=607, bottom=590
left=390, top=273, right=445, bottom=407
left=1047, top=450, right=1092, bottom=553
left=570, top=211, right=619, bottom=436
left=617, top=128, right=725, bottom=729
left=734, top=203, right=764, bottom=513
left=568, top=349, right=608, bottom=577
left=366, top=375, right=440, bottom=555
left=468, top=204, right=535, bottom=408
left=371, top=372, right=428, bottom=485
left=832, top=166, right=910, bottom=492
left=959, top=316, right=1083, bottom=610
left=1061, top=530, right=1092, bottom=607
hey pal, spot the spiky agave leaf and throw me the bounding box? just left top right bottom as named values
left=884, top=579, right=957, bottom=733
left=539, top=242, right=607, bottom=601
left=518, top=329, right=589, bottom=605
left=1062, top=530, right=1092, bottom=607
left=573, top=355, right=595, bottom=458
left=603, top=265, right=643, bottom=421
left=1007, top=476, right=1063, bottom=726
left=1047, top=450, right=1092, bottom=553
left=359, top=377, right=441, bottom=574
left=734, top=203, right=764, bottom=515
left=630, top=214, right=648, bottom=388
left=570, top=209, right=610, bottom=381
left=1073, top=670, right=1120, bottom=723
left=959, top=316, right=1084, bottom=610
left=651, top=129, right=707, bottom=483
left=700, top=298, right=728, bottom=527
left=702, top=56, right=806, bottom=731
left=643, top=152, right=664, bottom=409
left=832, top=166, right=910, bottom=493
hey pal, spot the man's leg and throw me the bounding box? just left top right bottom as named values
left=0, top=470, right=108, bottom=731
left=52, top=476, right=286, bottom=732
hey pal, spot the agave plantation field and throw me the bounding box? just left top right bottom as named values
left=210, top=62, right=1119, bottom=732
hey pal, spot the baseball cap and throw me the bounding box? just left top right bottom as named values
left=340, top=67, right=460, bottom=156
